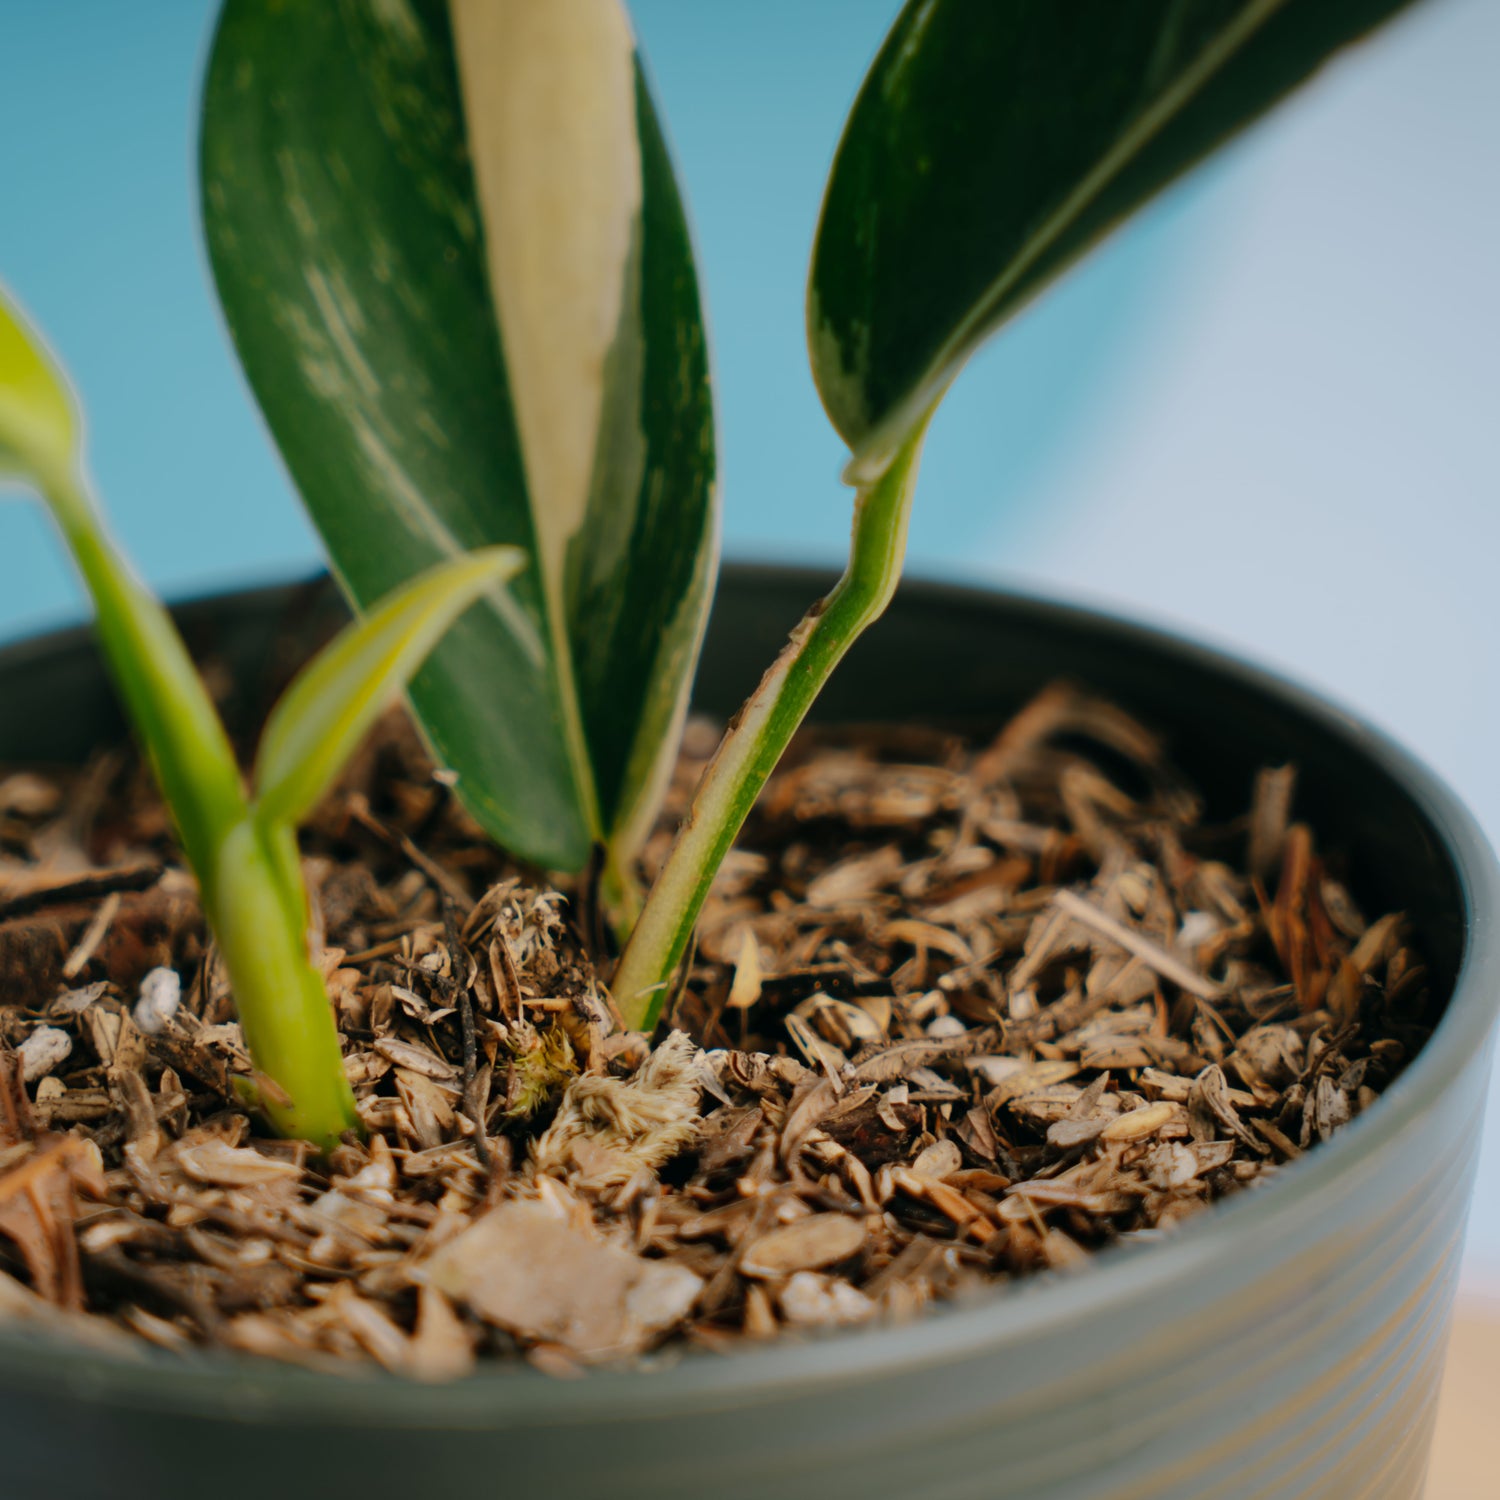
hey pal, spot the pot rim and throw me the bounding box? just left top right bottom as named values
left=1, top=563, right=1495, bottom=1422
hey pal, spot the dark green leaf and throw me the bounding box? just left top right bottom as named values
left=202, top=0, right=716, bottom=871
left=810, top=0, right=1423, bottom=476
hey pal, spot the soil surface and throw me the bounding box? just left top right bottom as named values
left=0, top=683, right=1435, bottom=1376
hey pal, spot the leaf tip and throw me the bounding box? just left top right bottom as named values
left=0, top=281, right=82, bottom=499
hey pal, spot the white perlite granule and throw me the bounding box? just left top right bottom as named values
left=133, top=966, right=182, bottom=1036
left=18, top=1025, right=73, bottom=1082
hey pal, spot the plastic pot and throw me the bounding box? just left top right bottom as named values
left=0, top=564, right=1494, bottom=1500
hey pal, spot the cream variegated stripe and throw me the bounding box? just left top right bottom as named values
left=450, top=0, right=644, bottom=838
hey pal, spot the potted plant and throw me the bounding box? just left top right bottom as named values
left=1, top=2, right=1494, bottom=1497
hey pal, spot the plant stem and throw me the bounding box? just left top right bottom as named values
left=44, top=473, right=357, bottom=1147
left=213, top=819, right=359, bottom=1145
left=613, top=421, right=930, bottom=1029
left=47, top=476, right=247, bottom=879
left=600, top=848, right=645, bottom=948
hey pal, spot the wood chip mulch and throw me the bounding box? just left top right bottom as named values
left=0, top=682, right=1436, bottom=1377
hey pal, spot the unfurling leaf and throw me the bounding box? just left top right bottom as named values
left=810, top=0, right=1423, bottom=479
left=0, top=286, right=79, bottom=495
left=254, top=546, right=524, bottom=828
left=0, top=278, right=356, bottom=1145
left=0, top=279, right=247, bottom=879
left=202, top=0, right=717, bottom=873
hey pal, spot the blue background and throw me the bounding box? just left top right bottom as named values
left=0, top=0, right=1196, bottom=629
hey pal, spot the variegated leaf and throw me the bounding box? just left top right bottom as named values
left=201, top=0, right=716, bottom=872
left=810, top=0, right=1425, bottom=480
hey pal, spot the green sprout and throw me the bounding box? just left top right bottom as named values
left=0, top=290, right=520, bottom=1147
left=199, top=0, right=1423, bottom=1037
left=2, top=0, right=1427, bottom=1148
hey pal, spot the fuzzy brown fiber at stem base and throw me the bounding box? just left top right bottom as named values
left=0, top=683, right=1435, bottom=1376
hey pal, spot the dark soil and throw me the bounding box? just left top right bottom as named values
left=0, top=683, right=1436, bottom=1376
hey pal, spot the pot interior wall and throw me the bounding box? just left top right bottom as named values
left=0, top=565, right=1466, bottom=1012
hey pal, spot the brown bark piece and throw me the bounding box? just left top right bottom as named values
left=0, top=1138, right=104, bottom=1310
left=739, top=1213, right=867, bottom=1278
left=420, top=1197, right=701, bottom=1362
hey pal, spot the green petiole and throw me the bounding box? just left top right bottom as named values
left=42, top=470, right=360, bottom=1145
left=611, top=420, right=930, bottom=1029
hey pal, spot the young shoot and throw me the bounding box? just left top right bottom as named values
left=0, top=287, right=520, bottom=1148
left=200, top=0, right=1423, bottom=1043
left=610, top=423, right=930, bottom=1024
